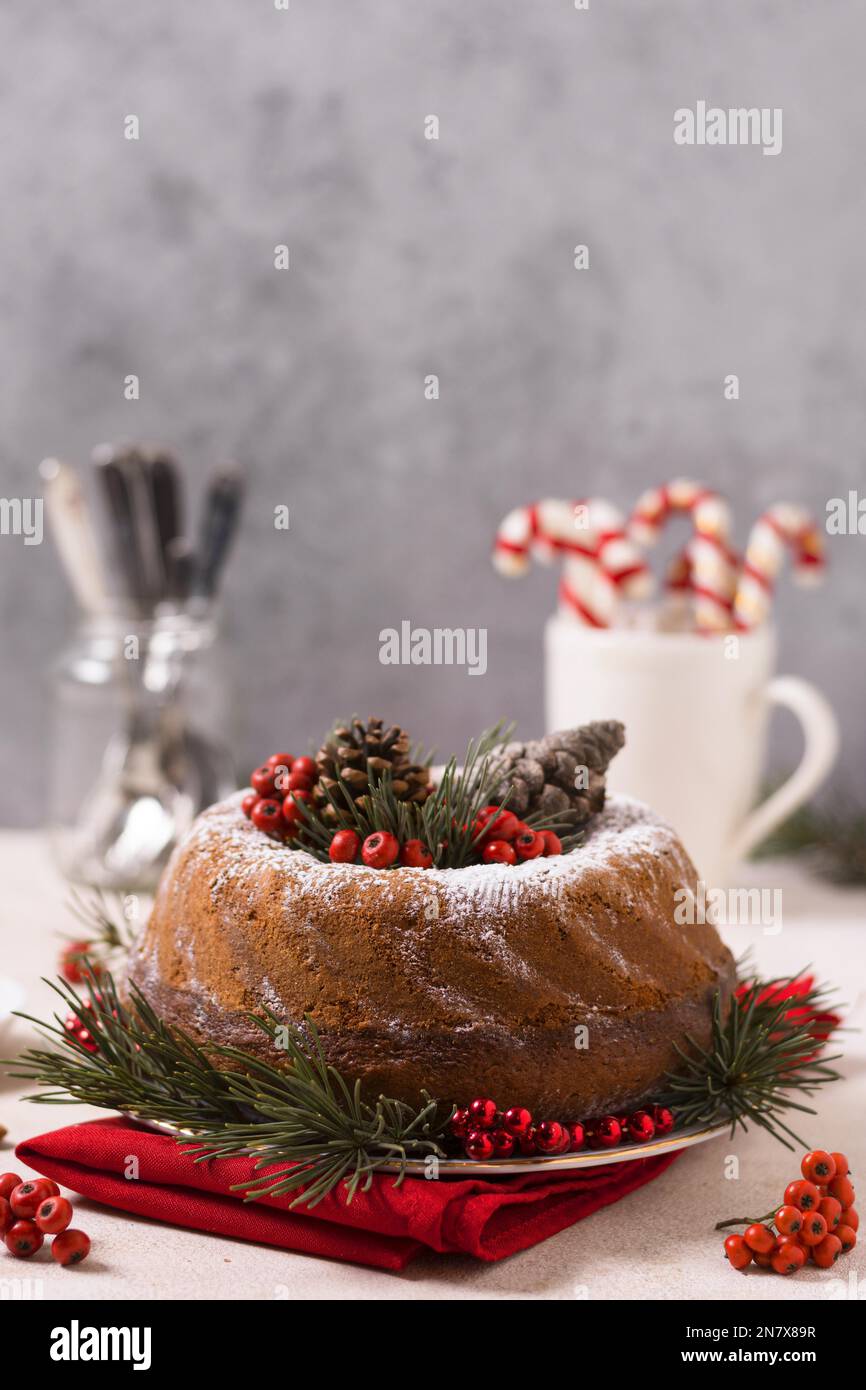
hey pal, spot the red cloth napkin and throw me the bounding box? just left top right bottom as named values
left=18, top=1117, right=680, bottom=1272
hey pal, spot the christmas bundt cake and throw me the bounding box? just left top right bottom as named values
left=129, top=718, right=736, bottom=1121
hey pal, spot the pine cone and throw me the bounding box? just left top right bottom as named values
left=314, top=717, right=432, bottom=825
left=488, top=721, right=625, bottom=830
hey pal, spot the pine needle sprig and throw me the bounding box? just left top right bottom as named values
left=5, top=971, right=451, bottom=1209
left=658, top=973, right=843, bottom=1150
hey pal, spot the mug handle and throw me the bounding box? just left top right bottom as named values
left=729, top=676, right=840, bottom=864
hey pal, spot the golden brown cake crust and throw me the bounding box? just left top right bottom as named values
left=129, top=794, right=735, bottom=1119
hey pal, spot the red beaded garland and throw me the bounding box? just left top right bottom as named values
left=627, top=1110, right=656, bottom=1143
left=468, top=1097, right=498, bottom=1130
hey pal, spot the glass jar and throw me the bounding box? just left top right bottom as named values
left=50, top=609, right=236, bottom=891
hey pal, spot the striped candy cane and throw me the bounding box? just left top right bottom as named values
left=628, top=479, right=737, bottom=632
left=493, top=498, right=653, bottom=627
left=733, top=503, right=826, bottom=631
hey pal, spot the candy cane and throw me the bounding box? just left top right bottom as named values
left=628, top=479, right=737, bottom=632
left=733, top=503, right=825, bottom=631
left=493, top=498, right=653, bottom=628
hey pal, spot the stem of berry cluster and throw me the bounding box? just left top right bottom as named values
left=715, top=1209, right=777, bottom=1231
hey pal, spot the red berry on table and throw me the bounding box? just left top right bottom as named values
left=811, top=1233, right=842, bottom=1268
left=723, top=1234, right=752, bottom=1271
left=0, top=1196, right=12, bottom=1234
left=491, top=1128, right=516, bottom=1158
left=844, top=1206, right=859, bottom=1231
left=514, top=830, right=545, bottom=861
left=328, top=829, right=360, bottom=863
left=35, top=1196, right=73, bottom=1235
left=534, top=1120, right=566, bottom=1154
left=539, top=830, right=563, bottom=857
left=818, top=1196, right=842, bottom=1231
left=266, top=752, right=294, bottom=771
left=772, top=1242, right=806, bottom=1275
left=10, top=1179, right=54, bottom=1220
left=468, top=1097, right=498, bottom=1130
left=241, top=792, right=259, bottom=819
left=51, top=1229, right=91, bottom=1267
left=361, top=831, right=400, bottom=869
left=448, top=1107, right=470, bottom=1139
left=399, top=839, right=434, bottom=869
left=743, top=1223, right=776, bottom=1256
left=482, top=839, right=517, bottom=866
left=60, top=940, right=98, bottom=984
left=5, top=1220, right=44, bottom=1258
left=775, top=1204, right=804, bottom=1236
left=566, top=1121, right=585, bottom=1151
left=464, top=1130, right=495, bottom=1161
left=652, top=1105, right=675, bottom=1136
left=801, top=1150, right=836, bottom=1184
left=592, top=1115, right=623, bottom=1149
left=503, top=1105, right=533, bottom=1137
left=291, top=755, right=318, bottom=782
left=627, top=1110, right=656, bottom=1143
left=250, top=764, right=278, bottom=797
left=251, top=798, right=284, bottom=837
left=827, top=1174, right=856, bottom=1208
left=830, top=1151, right=850, bottom=1177
left=784, top=1179, right=821, bottom=1212
left=799, top=1212, right=829, bottom=1246
left=0, top=1173, right=22, bottom=1201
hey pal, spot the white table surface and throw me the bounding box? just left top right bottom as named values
left=1, top=832, right=863, bottom=1302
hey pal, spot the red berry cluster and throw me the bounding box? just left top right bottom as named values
left=59, top=940, right=103, bottom=985
left=0, top=1172, right=91, bottom=1267
left=472, top=806, right=562, bottom=867
left=722, top=1150, right=857, bottom=1276
left=448, top=1097, right=675, bottom=1160
left=242, top=752, right=320, bottom=841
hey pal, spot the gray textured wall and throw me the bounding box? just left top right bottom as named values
left=1, top=0, right=864, bottom=825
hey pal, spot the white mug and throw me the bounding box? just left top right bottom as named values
left=544, top=615, right=839, bottom=885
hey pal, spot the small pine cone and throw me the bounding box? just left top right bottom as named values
left=489, top=721, right=625, bottom=830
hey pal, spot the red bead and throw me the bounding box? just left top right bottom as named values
left=5, top=1220, right=43, bottom=1258
left=0, top=1196, right=11, bottom=1234
left=627, top=1110, right=656, bottom=1143
left=361, top=831, right=400, bottom=869
left=329, top=829, right=360, bottom=863
left=400, top=839, right=434, bottom=869
left=292, top=756, right=318, bottom=783
left=10, top=1180, right=54, bottom=1220
left=592, top=1116, right=623, bottom=1149
left=481, top=839, right=516, bottom=865
left=490, top=1128, right=516, bottom=1158
left=503, top=1106, right=533, bottom=1137
left=250, top=764, right=278, bottom=797
left=51, top=1229, right=91, bottom=1267
left=652, top=1105, right=675, bottom=1135
left=535, top=1120, right=565, bottom=1154
left=0, top=1173, right=22, bottom=1201
left=464, top=1131, right=495, bottom=1161
left=514, top=831, right=545, bottom=861
left=566, top=1121, right=585, bottom=1151
left=266, top=752, right=294, bottom=770
left=448, top=1107, right=470, bottom=1139
left=251, top=798, right=285, bottom=837
left=469, top=1097, right=498, bottom=1130
left=518, top=1129, right=538, bottom=1156
left=241, top=793, right=259, bottom=819
left=35, top=1196, right=73, bottom=1235
left=540, top=831, right=563, bottom=856
left=281, top=790, right=312, bottom=825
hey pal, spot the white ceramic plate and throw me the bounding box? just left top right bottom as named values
left=127, top=1114, right=728, bottom=1176
left=0, top=976, right=25, bottom=1046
